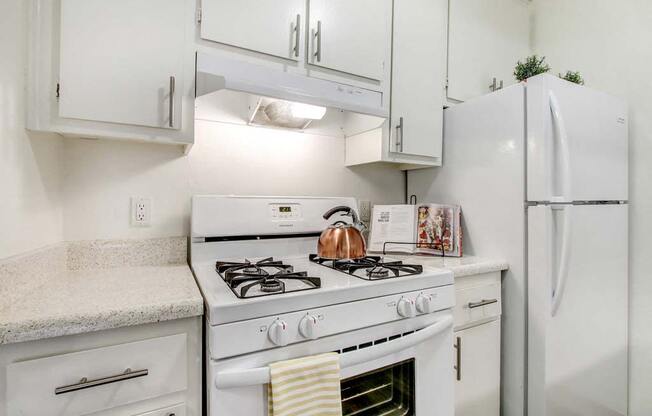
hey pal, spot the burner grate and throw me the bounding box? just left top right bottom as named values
left=216, top=257, right=321, bottom=298
left=309, top=254, right=423, bottom=281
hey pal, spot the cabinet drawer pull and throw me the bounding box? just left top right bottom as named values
left=314, top=20, right=322, bottom=62
left=54, top=368, right=148, bottom=395
left=468, top=298, right=498, bottom=309
left=453, top=336, right=461, bottom=381
left=396, top=116, right=404, bottom=152
left=168, top=76, right=175, bottom=128
left=293, top=14, right=301, bottom=57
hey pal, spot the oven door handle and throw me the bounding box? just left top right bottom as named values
left=214, top=315, right=453, bottom=389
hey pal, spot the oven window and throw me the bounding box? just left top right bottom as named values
left=341, top=359, right=415, bottom=416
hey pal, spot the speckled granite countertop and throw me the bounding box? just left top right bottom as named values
left=384, top=254, right=509, bottom=278
left=0, top=238, right=203, bottom=345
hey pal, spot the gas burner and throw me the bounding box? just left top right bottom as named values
left=366, top=266, right=390, bottom=278
left=215, top=257, right=321, bottom=298
left=309, top=254, right=423, bottom=281
left=259, top=277, right=284, bottom=293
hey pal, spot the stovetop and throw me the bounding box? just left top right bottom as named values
left=192, top=251, right=453, bottom=325
left=309, top=254, right=424, bottom=280
left=216, top=257, right=321, bottom=299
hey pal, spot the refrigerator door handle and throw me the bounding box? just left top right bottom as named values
left=549, top=92, right=572, bottom=202
left=551, top=205, right=573, bottom=316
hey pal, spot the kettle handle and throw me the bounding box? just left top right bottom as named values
left=323, top=206, right=360, bottom=224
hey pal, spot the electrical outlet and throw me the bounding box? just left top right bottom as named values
left=359, top=200, right=372, bottom=222
left=131, top=197, right=152, bottom=227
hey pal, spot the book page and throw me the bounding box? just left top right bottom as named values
left=415, top=204, right=462, bottom=256
left=368, top=205, right=416, bottom=253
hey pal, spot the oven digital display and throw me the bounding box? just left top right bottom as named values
left=279, top=206, right=292, bottom=213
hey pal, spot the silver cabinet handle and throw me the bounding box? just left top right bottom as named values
left=54, top=368, right=148, bottom=395
left=314, top=20, right=322, bottom=62
left=293, top=14, right=301, bottom=57
left=468, top=298, right=498, bottom=309
left=489, top=77, right=497, bottom=92
left=498, top=80, right=504, bottom=90
left=395, top=116, right=404, bottom=152
left=168, top=76, right=175, bottom=128
left=454, top=336, right=461, bottom=381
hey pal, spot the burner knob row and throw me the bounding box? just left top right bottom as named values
left=397, top=294, right=435, bottom=318
left=268, top=315, right=321, bottom=345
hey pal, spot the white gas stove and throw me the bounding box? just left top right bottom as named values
left=190, top=195, right=455, bottom=416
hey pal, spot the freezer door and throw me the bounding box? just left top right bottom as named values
left=527, top=74, right=628, bottom=202
left=527, top=204, right=628, bottom=416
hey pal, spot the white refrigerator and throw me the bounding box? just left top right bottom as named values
left=408, top=74, right=628, bottom=416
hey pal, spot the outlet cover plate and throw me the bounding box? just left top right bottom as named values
left=131, top=196, right=152, bottom=227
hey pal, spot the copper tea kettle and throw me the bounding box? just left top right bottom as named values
left=317, top=206, right=367, bottom=260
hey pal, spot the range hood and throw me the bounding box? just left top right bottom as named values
left=195, top=53, right=388, bottom=120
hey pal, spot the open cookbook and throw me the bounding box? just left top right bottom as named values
left=368, top=204, right=463, bottom=257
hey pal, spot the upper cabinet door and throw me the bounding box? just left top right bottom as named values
left=390, top=0, right=447, bottom=158
left=447, top=0, right=530, bottom=102
left=308, top=0, right=391, bottom=81
left=200, top=0, right=305, bottom=61
left=58, top=0, right=185, bottom=129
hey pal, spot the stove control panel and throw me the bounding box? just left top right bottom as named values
left=269, top=203, right=302, bottom=220
left=210, top=284, right=455, bottom=359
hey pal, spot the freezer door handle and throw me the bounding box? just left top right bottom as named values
left=549, top=92, right=572, bottom=202
left=551, top=205, right=573, bottom=316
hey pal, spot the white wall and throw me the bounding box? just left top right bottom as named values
left=531, top=2, right=652, bottom=414
left=0, top=0, right=63, bottom=258
left=62, top=120, right=405, bottom=241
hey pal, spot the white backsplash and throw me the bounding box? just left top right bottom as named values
left=61, top=119, right=404, bottom=241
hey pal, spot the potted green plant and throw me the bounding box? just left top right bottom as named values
left=560, top=70, right=585, bottom=85
left=514, top=55, right=551, bottom=82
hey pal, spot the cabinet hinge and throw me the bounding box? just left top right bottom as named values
left=196, top=7, right=202, bottom=24
left=445, top=78, right=449, bottom=88
left=56, top=82, right=60, bottom=100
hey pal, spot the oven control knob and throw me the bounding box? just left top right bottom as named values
left=416, top=294, right=434, bottom=314
left=268, top=319, right=290, bottom=346
left=299, top=314, right=320, bottom=340
left=397, top=297, right=416, bottom=318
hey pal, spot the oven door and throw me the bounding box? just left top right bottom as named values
left=208, top=311, right=454, bottom=416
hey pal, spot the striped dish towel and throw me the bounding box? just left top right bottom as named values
left=268, top=352, right=342, bottom=416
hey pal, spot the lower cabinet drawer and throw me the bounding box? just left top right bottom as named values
left=6, top=334, right=187, bottom=416
left=454, top=282, right=501, bottom=328
left=134, top=403, right=186, bottom=416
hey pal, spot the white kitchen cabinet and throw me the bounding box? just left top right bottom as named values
left=454, top=320, right=501, bottom=416
left=27, top=0, right=196, bottom=146
left=200, top=0, right=305, bottom=61
left=7, top=334, right=187, bottom=415
left=345, top=0, right=447, bottom=169
left=453, top=271, right=502, bottom=416
left=447, top=0, right=531, bottom=102
left=59, top=0, right=184, bottom=129
left=307, top=0, right=392, bottom=81
left=389, top=0, right=447, bottom=158
left=0, top=318, right=201, bottom=416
